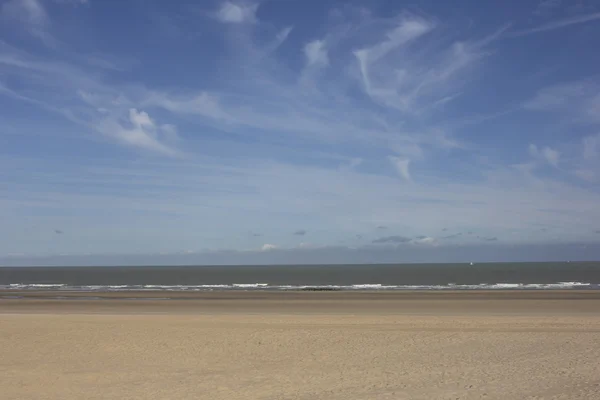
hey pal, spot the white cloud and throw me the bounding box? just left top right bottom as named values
left=0, top=8, right=493, bottom=179
left=542, top=148, right=560, bottom=167
left=3, top=3, right=600, bottom=257
left=529, top=144, right=560, bottom=167
left=96, top=109, right=181, bottom=157
left=216, top=1, right=258, bottom=23
left=388, top=156, right=411, bottom=181
left=304, top=39, right=328, bottom=67
left=411, top=236, right=437, bottom=246
left=143, top=92, right=233, bottom=122
left=0, top=8, right=488, bottom=162
left=261, top=243, right=277, bottom=251
left=129, top=108, right=154, bottom=129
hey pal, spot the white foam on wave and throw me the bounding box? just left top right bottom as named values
left=5, top=283, right=66, bottom=289
left=350, top=284, right=398, bottom=289
left=232, top=283, right=269, bottom=288
left=0, top=282, right=597, bottom=291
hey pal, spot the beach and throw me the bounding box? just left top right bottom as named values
left=2, top=291, right=600, bottom=399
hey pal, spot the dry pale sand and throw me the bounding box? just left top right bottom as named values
left=1, top=291, right=600, bottom=400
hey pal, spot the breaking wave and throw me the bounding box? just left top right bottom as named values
left=1, top=282, right=598, bottom=291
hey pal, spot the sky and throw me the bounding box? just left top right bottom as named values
left=1, top=0, right=600, bottom=265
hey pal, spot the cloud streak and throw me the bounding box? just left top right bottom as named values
left=511, top=12, right=600, bottom=36
left=0, top=6, right=501, bottom=165
left=372, top=235, right=411, bottom=244
left=1, top=0, right=52, bottom=44
left=442, top=232, right=462, bottom=239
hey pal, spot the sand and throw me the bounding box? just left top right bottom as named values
left=1, top=291, right=600, bottom=399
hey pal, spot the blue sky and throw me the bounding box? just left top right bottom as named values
left=1, top=0, right=600, bottom=265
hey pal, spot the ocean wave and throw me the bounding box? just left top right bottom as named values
left=0, top=282, right=598, bottom=291
left=7, top=283, right=67, bottom=289
left=232, top=283, right=269, bottom=288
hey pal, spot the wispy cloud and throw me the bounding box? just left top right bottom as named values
left=412, top=236, right=437, bottom=246
left=0, top=43, right=183, bottom=155
left=353, top=16, right=434, bottom=112
left=529, top=144, right=560, bottom=167
left=511, top=11, right=600, bottom=36
left=388, top=156, right=411, bottom=181
left=442, top=232, right=463, bottom=239
left=3, top=3, right=600, bottom=257
left=1, top=0, right=47, bottom=26
left=480, top=236, right=498, bottom=241
left=523, top=80, right=600, bottom=181
left=261, top=243, right=277, bottom=251
left=215, top=1, right=258, bottom=24
left=95, top=109, right=181, bottom=157
left=304, top=39, right=328, bottom=67
left=3, top=153, right=600, bottom=256
left=294, top=230, right=307, bottom=236
left=372, top=235, right=411, bottom=244
left=0, top=0, right=84, bottom=46
left=356, top=18, right=509, bottom=114
left=1, top=0, right=51, bottom=44
left=524, top=81, right=590, bottom=112
left=0, top=6, right=501, bottom=165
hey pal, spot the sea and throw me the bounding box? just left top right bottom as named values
left=1, top=262, right=599, bottom=291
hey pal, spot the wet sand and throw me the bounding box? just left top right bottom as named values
left=1, top=291, right=600, bottom=399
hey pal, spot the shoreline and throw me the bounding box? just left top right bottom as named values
left=2, top=290, right=600, bottom=315
left=4, top=289, right=600, bottom=298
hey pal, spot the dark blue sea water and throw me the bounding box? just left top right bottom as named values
left=1, top=262, right=599, bottom=291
